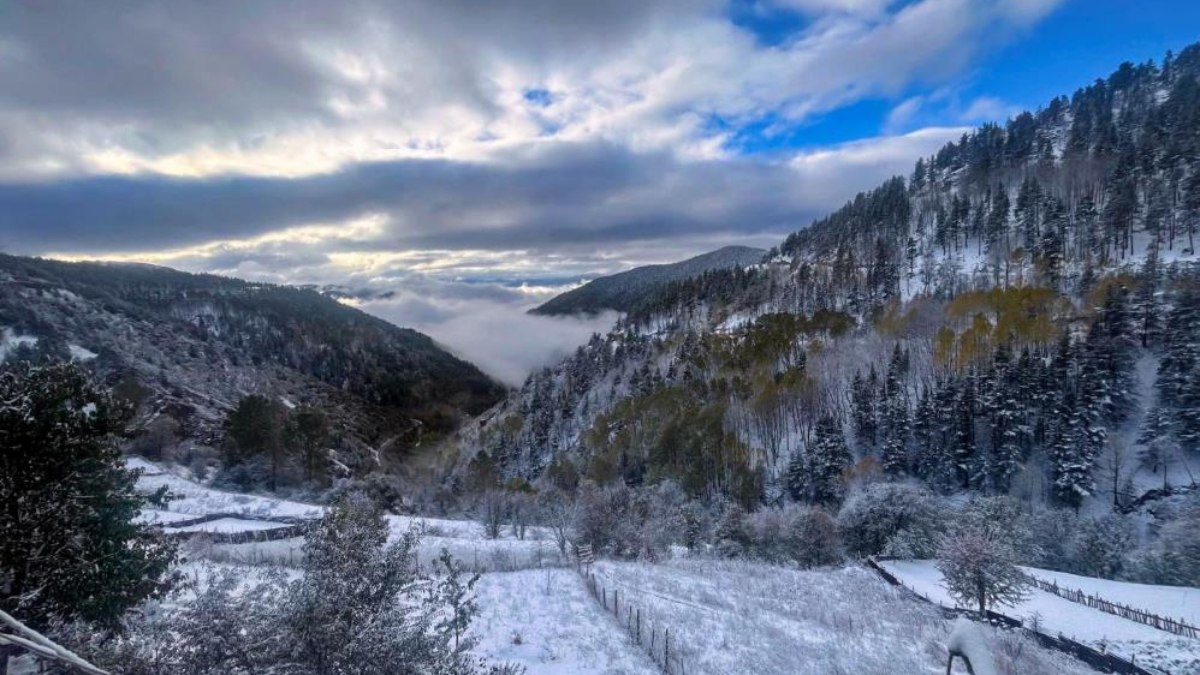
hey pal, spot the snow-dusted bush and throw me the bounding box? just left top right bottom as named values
left=837, top=482, right=943, bottom=558
left=323, top=472, right=407, bottom=512
left=954, top=496, right=1039, bottom=561
left=477, top=490, right=508, bottom=539
left=64, top=495, right=521, bottom=674
left=744, top=505, right=841, bottom=567
left=713, top=502, right=751, bottom=558
left=572, top=480, right=686, bottom=560
left=1026, top=505, right=1077, bottom=570
left=1069, top=514, right=1136, bottom=578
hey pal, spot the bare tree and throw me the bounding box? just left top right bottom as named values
left=536, top=489, right=577, bottom=556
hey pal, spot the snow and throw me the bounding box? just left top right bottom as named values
left=136, top=509, right=199, bottom=525
left=132, top=461, right=324, bottom=520
left=470, top=569, right=659, bottom=675
left=0, top=328, right=37, bottom=361
left=880, top=559, right=1200, bottom=674
left=947, top=618, right=997, bottom=675
left=590, top=558, right=1093, bottom=675
left=67, top=344, right=98, bottom=361
left=1020, top=566, right=1200, bottom=627
left=129, top=458, right=565, bottom=572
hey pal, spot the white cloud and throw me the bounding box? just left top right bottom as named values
left=884, top=96, right=925, bottom=132
left=959, top=95, right=1021, bottom=123
left=0, top=0, right=1066, bottom=180
left=360, top=294, right=620, bottom=386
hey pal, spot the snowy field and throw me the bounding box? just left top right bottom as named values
left=1022, top=566, right=1200, bottom=627
left=591, top=558, right=1095, bottom=675
left=130, top=457, right=566, bottom=572
left=881, top=559, right=1200, bottom=674
left=470, top=569, right=659, bottom=675
left=132, top=457, right=1194, bottom=674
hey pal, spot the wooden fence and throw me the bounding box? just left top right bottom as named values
left=1027, top=576, right=1199, bottom=639
left=579, top=566, right=694, bottom=675
left=158, top=512, right=315, bottom=545
left=865, top=558, right=1160, bottom=675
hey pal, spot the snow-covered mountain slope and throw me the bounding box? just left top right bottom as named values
left=531, top=245, right=766, bottom=316
left=452, top=41, right=1200, bottom=518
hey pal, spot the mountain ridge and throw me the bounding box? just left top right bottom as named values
left=530, top=245, right=766, bottom=316
left=0, top=254, right=506, bottom=469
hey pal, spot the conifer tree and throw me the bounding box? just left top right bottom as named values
left=0, top=363, right=176, bottom=628
left=807, top=415, right=853, bottom=506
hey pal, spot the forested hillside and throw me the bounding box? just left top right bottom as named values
left=0, top=255, right=504, bottom=471
left=531, top=245, right=766, bottom=316
left=458, top=43, right=1200, bottom=521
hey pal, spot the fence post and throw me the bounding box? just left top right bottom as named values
left=614, top=589, right=619, bottom=617
left=636, top=608, right=641, bottom=645
left=665, top=628, right=670, bottom=666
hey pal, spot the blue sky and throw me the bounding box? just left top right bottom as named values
left=0, top=0, right=1193, bottom=379
left=724, top=0, right=1200, bottom=152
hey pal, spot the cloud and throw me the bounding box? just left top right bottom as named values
left=884, top=96, right=926, bottom=132
left=0, top=0, right=1064, bottom=179
left=5, top=128, right=966, bottom=260
left=358, top=292, right=619, bottom=386
left=959, top=95, right=1021, bottom=123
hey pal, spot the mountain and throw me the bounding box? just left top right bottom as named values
left=0, top=254, right=505, bottom=462
left=457, top=43, right=1200, bottom=514
left=530, top=245, right=766, bottom=316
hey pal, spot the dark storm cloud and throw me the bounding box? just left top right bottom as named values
left=0, top=142, right=826, bottom=254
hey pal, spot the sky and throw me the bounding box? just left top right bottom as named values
left=0, top=0, right=1196, bottom=384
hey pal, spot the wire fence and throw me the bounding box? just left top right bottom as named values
left=578, top=565, right=694, bottom=675
left=1026, top=576, right=1199, bottom=639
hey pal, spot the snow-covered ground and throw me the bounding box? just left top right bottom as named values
left=130, top=457, right=565, bottom=572
left=470, top=569, right=659, bottom=675
left=881, top=559, right=1200, bottom=674
left=1022, top=566, right=1200, bottom=627
left=131, top=457, right=1182, bottom=674
left=591, top=558, right=1094, bottom=675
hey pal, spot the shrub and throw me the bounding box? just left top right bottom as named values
left=837, top=483, right=943, bottom=558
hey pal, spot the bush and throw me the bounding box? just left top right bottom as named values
left=64, top=494, right=520, bottom=674
left=1069, top=514, right=1136, bottom=579
left=745, top=505, right=841, bottom=567
left=837, top=483, right=943, bottom=558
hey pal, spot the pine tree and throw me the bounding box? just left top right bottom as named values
left=1138, top=403, right=1177, bottom=490
left=0, top=362, right=176, bottom=628
left=807, top=415, right=853, bottom=506
left=880, top=345, right=911, bottom=477
left=785, top=449, right=808, bottom=502
left=851, top=368, right=879, bottom=454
